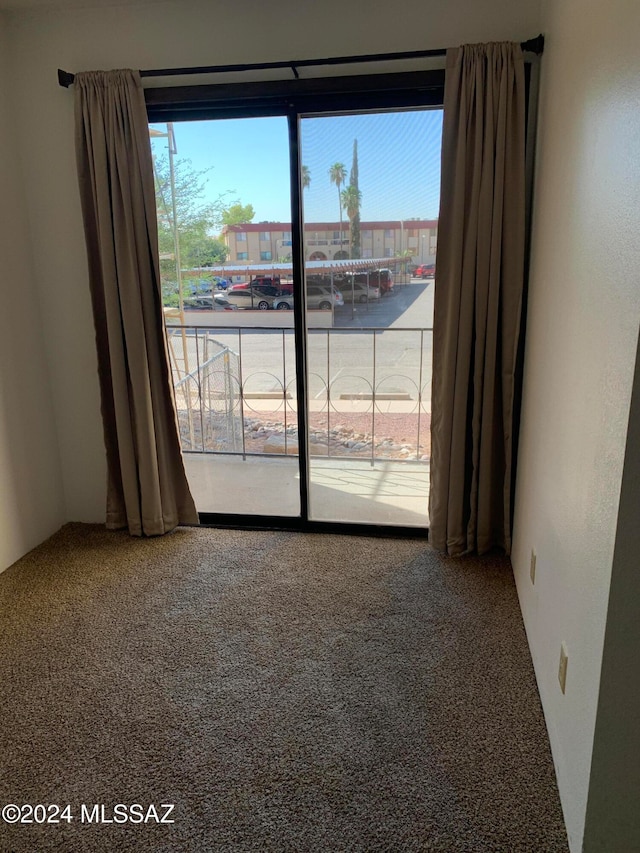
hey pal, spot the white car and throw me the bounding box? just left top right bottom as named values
left=340, top=279, right=381, bottom=303
left=226, top=286, right=293, bottom=310
left=306, top=282, right=344, bottom=310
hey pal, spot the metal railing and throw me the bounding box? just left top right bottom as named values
left=167, top=325, right=433, bottom=464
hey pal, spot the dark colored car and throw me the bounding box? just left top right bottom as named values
left=182, top=293, right=235, bottom=310
left=230, top=276, right=294, bottom=295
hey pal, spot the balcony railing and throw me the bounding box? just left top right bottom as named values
left=167, top=325, right=432, bottom=464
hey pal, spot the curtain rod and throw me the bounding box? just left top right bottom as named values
left=57, top=35, right=544, bottom=88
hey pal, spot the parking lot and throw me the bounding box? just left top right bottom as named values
left=181, top=277, right=434, bottom=330
left=333, top=277, right=434, bottom=329
left=171, top=279, right=435, bottom=404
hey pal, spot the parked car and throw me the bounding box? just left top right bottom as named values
left=338, top=277, right=381, bottom=303
left=374, top=268, right=394, bottom=294
left=229, top=282, right=285, bottom=297
left=414, top=264, right=435, bottom=278
left=183, top=295, right=212, bottom=309
left=213, top=293, right=236, bottom=309
left=187, top=279, right=214, bottom=296
left=354, top=268, right=393, bottom=294
left=306, top=278, right=344, bottom=310
left=182, top=292, right=235, bottom=310
left=225, top=286, right=293, bottom=310
left=230, top=276, right=294, bottom=294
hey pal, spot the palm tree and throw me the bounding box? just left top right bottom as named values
left=348, top=139, right=361, bottom=258
left=340, top=185, right=362, bottom=258
left=301, top=165, right=311, bottom=191
left=328, top=162, right=347, bottom=255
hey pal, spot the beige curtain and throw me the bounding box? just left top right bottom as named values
left=75, top=70, right=198, bottom=536
left=429, top=43, right=525, bottom=556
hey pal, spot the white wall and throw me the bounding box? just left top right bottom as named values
left=512, top=0, right=640, bottom=850
left=5, top=0, right=541, bottom=522
left=0, top=13, right=65, bottom=571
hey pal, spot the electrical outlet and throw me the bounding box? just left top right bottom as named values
left=530, top=549, right=537, bottom=584
left=558, top=643, right=568, bottom=694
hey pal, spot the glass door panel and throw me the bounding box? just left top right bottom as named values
left=300, top=109, right=442, bottom=526
left=150, top=117, right=301, bottom=517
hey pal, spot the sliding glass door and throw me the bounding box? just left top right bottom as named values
left=300, top=109, right=441, bottom=526
left=150, top=116, right=302, bottom=518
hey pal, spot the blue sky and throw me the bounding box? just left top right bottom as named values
left=150, top=108, right=443, bottom=224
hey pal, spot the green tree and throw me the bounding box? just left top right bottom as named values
left=329, top=162, right=347, bottom=255
left=302, top=165, right=311, bottom=190
left=222, top=203, right=256, bottom=226
left=153, top=153, right=231, bottom=293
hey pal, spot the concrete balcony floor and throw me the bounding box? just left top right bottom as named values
left=184, top=453, right=430, bottom=527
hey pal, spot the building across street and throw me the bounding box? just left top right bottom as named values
left=222, top=219, right=438, bottom=265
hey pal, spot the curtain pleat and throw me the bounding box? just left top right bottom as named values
left=74, top=70, right=199, bottom=536
left=429, top=44, right=526, bottom=556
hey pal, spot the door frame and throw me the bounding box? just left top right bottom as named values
left=148, top=71, right=445, bottom=537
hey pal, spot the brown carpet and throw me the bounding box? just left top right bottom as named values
left=0, top=523, right=568, bottom=852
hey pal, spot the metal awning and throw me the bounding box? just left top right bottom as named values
left=189, top=257, right=407, bottom=277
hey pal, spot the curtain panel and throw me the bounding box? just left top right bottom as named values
left=74, top=70, right=198, bottom=536
left=429, top=43, right=526, bottom=556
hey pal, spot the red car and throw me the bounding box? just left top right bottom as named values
left=355, top=268, right=394, bottom=295
left=414, top=264, right=435, bottom=278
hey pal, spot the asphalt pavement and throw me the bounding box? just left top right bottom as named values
left=333, top=277, right=434, bottom=329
